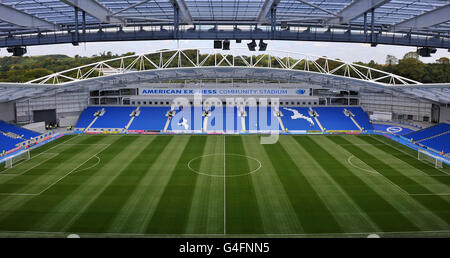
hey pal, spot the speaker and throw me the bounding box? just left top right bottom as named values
left=247, top=40, right=257, bottom=51
left=259, top=40, right=267, bottom=51
left=222, top=40, right=230, bottom=50
left=7, top=46, right=27, bottom=56
left=213, top=40, right=222, bottom=49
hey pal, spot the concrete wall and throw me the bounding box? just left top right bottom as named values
left=0, top=102, right=15, bottom=122
left=439, top=106, right=450, bottom=124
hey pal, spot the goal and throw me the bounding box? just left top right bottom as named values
left=418, top=149, right=443, bottom=169
left=4, top=150, right=30, bottom=169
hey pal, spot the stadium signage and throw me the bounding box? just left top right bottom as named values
left=139, top=88, right=308, bottom=96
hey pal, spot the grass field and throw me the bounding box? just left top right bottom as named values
left=0, top=134, right=449, bottom=237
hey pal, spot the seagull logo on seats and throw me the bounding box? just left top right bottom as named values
left=178, top=117, right=189, bottom=130
left=283, top=107, right=315, bottom=126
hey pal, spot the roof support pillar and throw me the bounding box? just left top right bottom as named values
left=370, top=8, right=377, bottom=47
left=363, top=12, right=367, bottom=35
left=270, top=7, right=277, bottom=39
left=173, top=5, right=179, bottom=39
left=73, top=7, right=79, bottom=46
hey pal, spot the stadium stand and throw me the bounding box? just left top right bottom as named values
left=346, top=107, right=374, bottom=130
left=404, top=123, right=450, bottom=141
left=75, top=106, right=374, bottom=132
left=0, top=134, right=23, bottom=153
left=312, top=107, right=360, bottom=131
left=280, top=107, right=318, bottom=131
left=90, top=107, right=136, bottom=129
left=0, top=120, right=40, bottom=139
left=128, top=107, right=171, bottom=131
left=419, top=133, right=450, bottom=154
left=75, top=106, right=103, bottom=129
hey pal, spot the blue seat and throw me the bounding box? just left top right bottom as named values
left=420, top=133, right=450, bottom=154
left=405, top=123, right=450, bottom=141
left=313, top=107, right=359, bottom=131
left=0, top=134, right=23, bottom=152
left=91, top=107, right=136, bottom=129
left=346, top=107, right=373, bottom=130
left=128, top=107, right=171, bottom=131
left=0, top=120, right=40, bottom=139
left=280, top=107, right=318, bottom=131
left=75, top=107, right=102, bottom=128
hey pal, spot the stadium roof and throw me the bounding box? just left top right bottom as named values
left=0, top=0, right=449, bottom=49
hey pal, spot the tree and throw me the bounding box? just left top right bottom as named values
left=436, top=57, right=449, bottom=64
left=403, top=51, right=419, bottom=60
left=385, top=55, right=398, bottom=65
left=397, top=57, right=426, bottom=81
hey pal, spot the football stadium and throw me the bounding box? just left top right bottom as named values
left=0, top=0, right=449, bottom=240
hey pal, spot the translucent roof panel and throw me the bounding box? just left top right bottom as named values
left=0, top=0, right=448, bottom=38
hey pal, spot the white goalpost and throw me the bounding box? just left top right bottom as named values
left=418, top=149, right=443, bottom=169
left=4, top=150, right=30, bottom=169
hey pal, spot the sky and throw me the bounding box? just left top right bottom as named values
left=1, top=40, right=449, bottom=64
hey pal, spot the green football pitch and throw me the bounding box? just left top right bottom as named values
left=0, top=134, right=448, bottom=237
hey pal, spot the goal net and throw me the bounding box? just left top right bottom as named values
left=418, top=149, right=443, bottom=169
left=4, top=150, right=30, bottom=169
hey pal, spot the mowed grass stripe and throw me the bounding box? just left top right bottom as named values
left=314, top=135, right=448, bottom=231
left=66, top=136, right=172, bottom=233
left=338, top=135, right=450, bottom=224
left=37, top=135, right=148, bottom=233
left=145, top=136, right=206, bottom=234
left=225, top=136, right=264, bottom=234
left=108, top=136, right=191, bottom=234
left=0, top=135, right=78, bottom=174
left=279, top=136, right=379, bottom=233
left=366, top=135, right=450, bottom=178
left=0, top=136, right=107, bottom=194
left=241, top=135, right=304, bottom=234
left=262, top=140, right=342, bottom=234
left=0, top=135, right=118, bottom=231
left=295, top=136, right=419, bottom=232
left=351, top=136, right=449, bottom=194
left=185, top=135, right=224, bottom=234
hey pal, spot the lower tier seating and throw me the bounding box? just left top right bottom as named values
left=420, top=133, right=450, bottom=154
left=0, top=120, right=40, bottom=139
left=404, top=123, right=450, bottom=141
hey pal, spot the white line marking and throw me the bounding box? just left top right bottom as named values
left=0, top=153, right=59, bottom=176
left=341, top=139, right=449, bottom=196
left=0, top=144, right=110, bottom=196
left=0, top=230, right=449, bottom=237
left=72, top=155, right=101, bottom=174
left=347, top=155, right=378, bottom=174
left=187, top=153, right=262, bottom=177
left=1, top=135, right=79, bottom=173
left=370, top=135, right=449, bottom=176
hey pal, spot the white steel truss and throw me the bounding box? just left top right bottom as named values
left=26, top=48, right=421, bottom=86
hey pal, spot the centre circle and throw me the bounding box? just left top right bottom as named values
left=187, top=153, right=262, bottom=177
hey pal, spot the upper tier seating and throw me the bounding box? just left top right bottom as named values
left=75, top=107, right=102, bottom=128
left=0, top=120, right=40, bottom=139
left=419, top=133, right=450, bottom=154
left=313, top=107, right=360, bottom=131
left=128, top=107, right=171, bottom=131
left=0, top=134, right=22, bottom=152
left=91, top=107, right=136, bottom=129
left=280, top=107, right=319, bottom=131
left=404, top=123, right=450, bottom=141
left=346, top=107, right=373, bottom=130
